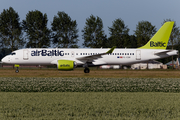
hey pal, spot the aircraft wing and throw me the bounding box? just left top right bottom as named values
left=76, top=46, right=116, bottom=62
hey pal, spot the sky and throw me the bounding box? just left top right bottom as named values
left=1, top=0, right=180, bottom=47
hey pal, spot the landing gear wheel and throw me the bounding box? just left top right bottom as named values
left=84, top=68, right=90, bottom=73
left=15, top=68, right=19, bottom=73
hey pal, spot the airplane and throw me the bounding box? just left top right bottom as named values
left=1, top=21, right=178, bottom=73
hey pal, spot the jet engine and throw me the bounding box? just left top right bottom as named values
left=57, top=60, right=77, bottom=70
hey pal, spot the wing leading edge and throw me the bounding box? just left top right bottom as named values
left=76, top=46, right=116, bottom=62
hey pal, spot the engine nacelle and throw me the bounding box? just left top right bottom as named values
left=57, top=60, right=76, bottom=70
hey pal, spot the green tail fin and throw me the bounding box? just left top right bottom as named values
left=138, top=21, right=174, bottom=49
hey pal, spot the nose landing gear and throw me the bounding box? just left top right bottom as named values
left=14, top=64, right=19, bottom=73
left=15, top=68, right=19, bottom=73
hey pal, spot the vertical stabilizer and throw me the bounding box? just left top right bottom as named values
left=139, top=21, right=174, bottom=49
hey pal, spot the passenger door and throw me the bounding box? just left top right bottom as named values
left=23, top=50, right=29, bottom=60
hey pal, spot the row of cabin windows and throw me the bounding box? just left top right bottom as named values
left=64, top=53, right=99, bottom=56
left=80, top=53, right=100, bottom=55
left=64, top=53, right=135, bottom=56
left=109, top=53, right=134, bottom=55
left=79, top=53, right=135, bottom=56
left=65, top=53, right=69, bottom=55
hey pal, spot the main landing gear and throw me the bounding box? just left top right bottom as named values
left=84, top=67, right=90, bottom=73
left=83, top=63, right=90, bottom=73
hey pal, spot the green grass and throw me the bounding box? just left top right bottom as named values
left=1, top=92, right=180, bottom=119
left=1, top=77, right=180, bottom=92
left=1, top=69, right=180, bottom=78
left=1, top=77, right=180, bottom=119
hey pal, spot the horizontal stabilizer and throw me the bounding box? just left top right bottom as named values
left=154, top=50, right=172, bottom=55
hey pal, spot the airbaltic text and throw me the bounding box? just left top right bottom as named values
left=31, top=50, right=64, bottom=56
left=150, top=41, right=166, bottom=47
left=60, top=64, right=70, bottom=67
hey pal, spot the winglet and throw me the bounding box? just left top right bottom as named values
left=106, top=46, right=116, bottom=53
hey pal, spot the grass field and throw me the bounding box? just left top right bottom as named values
left=1, top=69, right=180, bottom=119
left=1, top=77, right=180, bottom=92
left=0, top=68, right=180, bottom=78
left=1, top=92, right=180, bottom=119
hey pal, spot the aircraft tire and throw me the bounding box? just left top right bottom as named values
left=15, top=68, right=19, bottom=73
left=15, top=69, right=19, bottom=73
left=84, top=68, right=90, bottom=73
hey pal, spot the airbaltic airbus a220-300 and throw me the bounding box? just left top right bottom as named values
left=1, top=21, right=178, bottom=73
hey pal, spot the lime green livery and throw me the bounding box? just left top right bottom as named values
left=57, top=60, right=74, bottom=70
left=139, top=21, right=174, bottom=49
left=14, top=64, right=19, bottom=68
left=106, top=46, right=116, bottom=54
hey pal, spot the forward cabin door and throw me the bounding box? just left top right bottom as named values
left=136, top=50, right=141, bottom=60
left=23, top=50, right=29, bottom=60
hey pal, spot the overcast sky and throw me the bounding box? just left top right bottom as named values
left=1, top=0, right=180, bottom=47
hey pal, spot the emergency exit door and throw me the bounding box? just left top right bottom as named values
left=136, top=50, right=141, bottom=60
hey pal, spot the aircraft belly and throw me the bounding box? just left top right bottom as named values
left=13, top=56, right=53, bottom=65
left=103, top=56, right=136, bottom=65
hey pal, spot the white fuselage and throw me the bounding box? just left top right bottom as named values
left=1, top=48, right=178, bottom=66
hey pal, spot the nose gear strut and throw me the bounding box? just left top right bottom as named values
left=14, top=64, right=19, bottom=73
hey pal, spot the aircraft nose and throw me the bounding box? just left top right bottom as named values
left=1, top=57, right=5, bottom=63
left=1, top=56, right=9, bottom=63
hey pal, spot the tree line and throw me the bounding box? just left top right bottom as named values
left=0, top=7, right=180, bottom=63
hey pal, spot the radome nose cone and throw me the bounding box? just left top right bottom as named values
left=1, top=58, right=5, bottom=63
left=1, top=57, right=8, bottom=63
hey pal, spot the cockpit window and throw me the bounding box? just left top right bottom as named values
left=11, top=52, right=16, bottom=55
